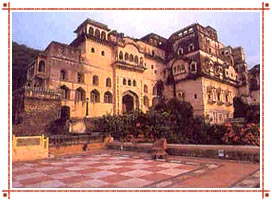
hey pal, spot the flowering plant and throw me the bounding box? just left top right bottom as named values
left=221, top=123, right=260, bottom=146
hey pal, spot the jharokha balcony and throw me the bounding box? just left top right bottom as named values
left=113, top=60, right=146, bottom=72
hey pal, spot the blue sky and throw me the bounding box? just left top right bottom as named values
left=12, top=11, right=260, bottom=67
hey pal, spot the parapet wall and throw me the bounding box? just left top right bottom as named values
left=106, top=142, right=260, bottom=162
left=12, top=135, right=49, bottom=162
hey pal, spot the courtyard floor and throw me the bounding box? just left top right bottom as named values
left=12, top=150, right=260, bottom=188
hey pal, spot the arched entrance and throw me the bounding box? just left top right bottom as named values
left=122, top=91, right=139, bottom=113
left=61, top=106, right=70, bottom=120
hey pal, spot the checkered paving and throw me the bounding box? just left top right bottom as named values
left=12, top=153, right=200, bottom=188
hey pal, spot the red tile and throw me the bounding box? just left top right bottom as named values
left=60, top=175, right=92, bottom=184
left=175, top=164, right=198, bottom=171
left=61, top=163, right=79, bottom=168
left=42, top=169, right=69, bottom=175
left=88, top=163, right=109, bottom=168
left=20, top=176, right=53, bottom=185
left=142, top=166, right=168, bottom=172
left=140, top=173, right=172, bottom=182
left=99, top=184, right=119, bottom=188
left=114, top=162, right=133, bottom=166
left=12, top=169, right=35, bottom=176
left=100, top=174, right=131, bottom=183
left=76, top=168, right=101, bottom=174
left=109, top=167, right=134, bottom=173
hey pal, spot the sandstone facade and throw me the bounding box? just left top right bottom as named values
left=24, top=18, right=255, bottom=124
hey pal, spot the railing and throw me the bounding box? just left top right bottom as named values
left=12, top=134, right=49, bottom=162
left=49, top=133, right=104, bottom=147
left=13, top=134, right=48, bottom=149
left=23, top=86, right=61, bottom=100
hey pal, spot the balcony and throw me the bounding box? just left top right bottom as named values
left=113, top=60, right=146, bottom=72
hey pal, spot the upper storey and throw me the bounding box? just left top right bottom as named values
left=74, top=18, right=110, bottom=40
left=167, top=23, right=245, bottom=65
left=70, top=19, right=246, bottom=68
left=37, top=18, right=248, bottom=86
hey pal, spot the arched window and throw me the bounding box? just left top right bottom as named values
left=140, top=57, right=143, bottom=65
left=60, top=70, right=66, bottom=81
left=134, top=56, right=138, bottom=64
left=89, top=27, right=94, bottom=35
left=125, top=53, right=129, bottom=61
left=177, top=92, right=185, bottom=101
left=93, top=75, right=99, bottom=86
left=101, top=31, right=106, bottom=40
left=104, top=91, right=113, bottom=103
left=173, top=66, right=177, bottom=73
left=90, top=89, right=100, bottom=103
left=188, top=43, right=194, bottom=52
left=101, top=50, right=105, bottom=56
left=106, top=78, right=111, bottom=87
left=181, top=64, right=186, bottom=72
left=129, top=54, right=134, bottom=62
left=177, top=65, right=181, bottom=72
left=91, top=48, right=95, bottom=53
left=77, top=72, right=84, bottom=83
left=144, top=85, right=148, bottom=93
left=60, top=85, right=70, bottom=100
left=225, top=94, right=229, bottom=102
left=75, top=87, right=85, bottom=102
left=190, top=62, right=197, bottom=72
left=153, top=86, right=157, bottom=95
left=133, top=80, right=136, bottom=87
left=217, top=92, right=221, bottom=101
left=178, top=48, right=183, bottom=55
left=128, top=79, right=131, bottom=86
left=151, top=50, right=155, bottom=57
left=38, top=60, right=45, bottom=72
left=119, top=51, right=123, bottom=60
left=123, top=78, right=126, bottom=85
left=95, top=29, right=100, bottom=38
left=143, top=96, right=149, bottom=107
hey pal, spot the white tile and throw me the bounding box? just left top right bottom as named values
left=158, top=168, right=188, bottom=176
left=12, top=181, right=23, bottom=188
left=15, top=172, right=47, bottom=181
left=48, top=171, right=80, bottom=179
left=65, top=165, right=90, bottom=171
left=86, top=171, right=116, bottom=179
left=25, top=180, right=66, bottom=188
left=121, top=169, right=153, bottom=178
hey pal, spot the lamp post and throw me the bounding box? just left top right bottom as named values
left=86, top=97, right=89, bottom=117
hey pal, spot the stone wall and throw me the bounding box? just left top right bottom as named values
left=106, top=142, right=260, bottom=162
left=12, top=87, right=62, bottom=136
left=49, top=143, right=104, bottom=155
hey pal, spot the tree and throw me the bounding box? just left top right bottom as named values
left=233, top=97, right=247, bottom=118
left=12, top=41, right=41, bottom=90
left=233, top=97, right=260, bottom=123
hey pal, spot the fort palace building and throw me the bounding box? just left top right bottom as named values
left=16, top=18, right=256, bottom=128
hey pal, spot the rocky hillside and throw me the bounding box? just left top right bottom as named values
left=12, top=41, right=40, bottom=90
